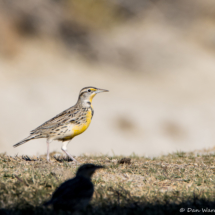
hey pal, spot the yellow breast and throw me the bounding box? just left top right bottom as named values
left=72, top=108, right=92, bottom=137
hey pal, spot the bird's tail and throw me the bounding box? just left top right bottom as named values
left=13, top=135, right=37, bottom=148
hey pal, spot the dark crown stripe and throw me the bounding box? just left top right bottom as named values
left=80, top=86, right=97, bottom=92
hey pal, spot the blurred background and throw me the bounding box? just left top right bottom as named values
left=1, top=0, right=215, bottom=157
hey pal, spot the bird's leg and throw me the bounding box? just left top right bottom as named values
left=61, top=141, right=79, bottom=164
left=62, top=149, right=79, bottom=163
left=47, top=139, right=50, bottom=162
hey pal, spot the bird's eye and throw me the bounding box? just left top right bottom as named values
left=88, top=89, right=91, bottom=92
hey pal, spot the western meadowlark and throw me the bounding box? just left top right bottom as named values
left=13, top=87, right=108, bottom=162
left=43, top=164, right=103, bottom=211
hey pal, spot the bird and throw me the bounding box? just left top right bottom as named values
left=43, top=164, right=103, bottom=212
left=13, top=87, right=108, bottom=162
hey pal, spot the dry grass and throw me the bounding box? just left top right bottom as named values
left=0, top=151, right=215, bottom=214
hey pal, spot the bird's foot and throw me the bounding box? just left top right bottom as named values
left=62, top=150, right=80, bottom=164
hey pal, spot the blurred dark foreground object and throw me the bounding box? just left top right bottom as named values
left=43, top=164, right=103, bottom=212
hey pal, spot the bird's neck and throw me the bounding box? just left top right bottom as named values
left=77, top=98, right=93, bottom=108
left=76, top=173, right=92, bottom=180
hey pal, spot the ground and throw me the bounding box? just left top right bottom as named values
left=0, top=151, right=215, bottom=214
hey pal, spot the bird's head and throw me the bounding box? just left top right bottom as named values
left=76, top=164, right=104, bottom=178
left=78, top=87, right=108, bottom=104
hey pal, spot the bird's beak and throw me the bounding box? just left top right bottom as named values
left=96, top=88, right=109, bottom=94
left=95, top=165, right=104, bottom=169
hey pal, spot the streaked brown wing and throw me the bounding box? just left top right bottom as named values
left=30, top=105, right=80, bottom=134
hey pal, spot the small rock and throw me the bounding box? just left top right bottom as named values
left=118, top=158, right=131, bottom=165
